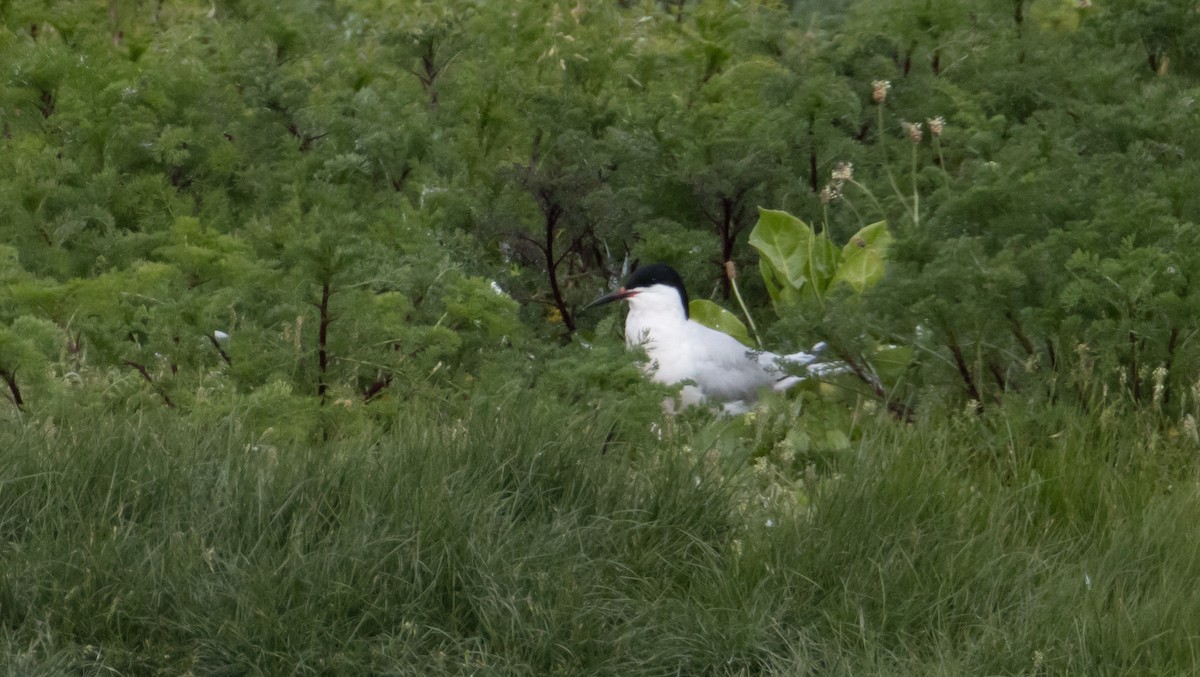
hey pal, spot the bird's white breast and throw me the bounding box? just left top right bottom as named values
left=623, top=284, right=782, bottom=406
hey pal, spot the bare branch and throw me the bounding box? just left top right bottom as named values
left=0, top=367, right=24, bottom=410
left=123, top=360, right=175, bottom=408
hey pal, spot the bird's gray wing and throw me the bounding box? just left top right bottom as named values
left=764, top=341, right=849, bottom=390
left=684, top=322, right=778, bottom=402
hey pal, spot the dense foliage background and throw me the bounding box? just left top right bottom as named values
left=3, top=0, right=1200, bottom=421
left=4, top=0, right=1200, bottom=674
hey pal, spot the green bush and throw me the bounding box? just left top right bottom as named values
left=3, top=1, right=1200, bottom=671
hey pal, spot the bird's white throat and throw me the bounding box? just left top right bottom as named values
left=622, top=284, right=689, bottom=351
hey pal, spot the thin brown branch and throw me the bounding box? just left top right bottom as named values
left=363, top=373, right=393, bottom=402
left=317, top=282, right=333, bottom=404
left=1128, top=330, right=1140, bottom=402
left=945, top=329, right=983, bottom=412
left=287, top=123, right=327, bottom=152
left=38, top=89, right=55, bottom=118
left=553, top=228, right=591, bottom=269
left=988, top=359, right=1008, bottom=394
left=1005, top=310, right=1035, bottom=358
left=0, top=367, right=24, bottom=410
left=827, top=345, right=915, bottom=422
left=208, top=334, right=232, bottom=366
left=809, top=148, right=819, bottom=194
left=123, top=359, right=175, bottom=408
left=696, top=200, right=719, bottom=229
left=512, top=231, right=549, bottom=256
left=1163, top=325, right=1179, bottom=406
left=543, top=205, right=575, bottom=334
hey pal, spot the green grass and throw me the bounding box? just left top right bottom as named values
left=2, top=396, right=1200, bottom=675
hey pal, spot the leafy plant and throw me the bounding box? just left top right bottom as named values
left=750, top=208, right=892, bottom=308
left=689, top=298, right=754, bottom=347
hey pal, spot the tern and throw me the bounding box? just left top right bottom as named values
left=585, top=263, right=836, bottom=413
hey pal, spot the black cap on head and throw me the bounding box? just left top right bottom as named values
left=582, top=263, right=691, bottom=317
left=624, top=263, right=689, bottom=317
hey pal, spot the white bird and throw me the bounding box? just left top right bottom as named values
left=585, top=263, right=838, bottom=413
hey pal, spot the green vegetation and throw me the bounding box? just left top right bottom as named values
left=6, top=398, right=1200, bottom=674
left=3, top=0, right=1200, bottom=673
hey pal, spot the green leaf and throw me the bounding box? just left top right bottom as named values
left=831, top=221, right=892, bottom=294
left=871, top=343, right=914, bottom=386
left=749, top=208, right=813, bottom=290
left=749, top=208, right=839, bottom=306
left=824, top=428, right=851, bottom=451
left=758, top=258, right=804, bottom=307
left=689, top=299, right=753, bottom=347
left=784, top=428, right=811, bottom=454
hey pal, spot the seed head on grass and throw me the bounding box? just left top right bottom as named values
left=1152, top=365, right=1168, bottom=406
left=871, top=80, right=891, bottom=104
left=1182, top=414, right=1198, bottom=443
left=901, top=120, right=923, bottom=144
left=821, top=161, right=853, bottom=204
left=832, top=161, right=853, bottom=182
left=819, top=183, right=841, bottom=204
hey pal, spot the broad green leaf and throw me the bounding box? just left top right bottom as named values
left=871, top=343, right=914, bottom=386
left=689, top=299, right=753, bottom=347
left=749, top=208, right=839, bottom=306
left=750, top=208, right=815, bottom=289
left=758, top=258, right=804, bottom=307
left=831, top=221, right=892, bottom=293
left=824, top=429, right=851, bottom=451
left=785, top=428, right=811, bottom=454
